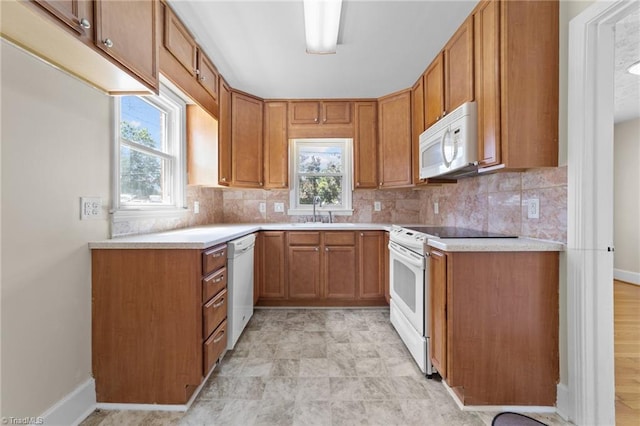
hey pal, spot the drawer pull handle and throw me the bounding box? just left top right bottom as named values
left=212, top=252, right=225, bottom=258
left=213, top=299, right=225, bottom=308
left=214, top=276, right=224, bottom=283
left=213, top=331, right=225, bottom=343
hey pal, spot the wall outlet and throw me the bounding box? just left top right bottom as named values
left=80, top=197, right=102, bottom=220
left=274, top=202, right=285, bottom=213
left=194, top=201, right=200, bottom=214
left=434, top=201, right=439, bottom=215
left=528, top=198, right=540, bottom=219
left=374, top=201, right=381, bottom=211
left=259, top=202, right=266, bottom=213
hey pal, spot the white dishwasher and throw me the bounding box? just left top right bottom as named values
left=226, top=233, right=256, bottom=349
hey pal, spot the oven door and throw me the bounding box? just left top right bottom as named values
left=388, top=241, right=425, bottom=335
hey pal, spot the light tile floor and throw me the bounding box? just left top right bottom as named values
left=81, top=308, right=573, bottom=426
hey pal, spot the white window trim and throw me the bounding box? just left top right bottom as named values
left=111, top=84, right=187, bottom=221
left=288, top=138, right=353, bottom=216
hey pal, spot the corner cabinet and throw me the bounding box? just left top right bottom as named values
left=378, top=90, right=412, bottom=188
left=428, top=248, right=559, bottom=406
left=473, top=0, right=558, bottom=170
left=94, top=0, right=159, bottom=92
left=92, top=244, right=228, bottom=404
left=231, top=91, right=264, bottom=188
left=354, top=102, right=378, bottom=189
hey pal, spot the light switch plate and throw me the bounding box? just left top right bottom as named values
left=528, top=198, right=540, bottom=219
left=80, top=197, right=102, bottom=220
left=374, top=201, right=381, bottom=211
left=259, top=202, right=266, bottom=213
left=274, top=202, right=285, bottom=212
left=194, top=201, right=200, bottom=214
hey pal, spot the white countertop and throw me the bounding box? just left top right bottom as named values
left=427, top=237, right=564, bottom=252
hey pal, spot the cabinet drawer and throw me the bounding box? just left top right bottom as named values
left=203, top=267, right=227, bottom=303
left=203, top=288, right=227, bottom=339
left=288, top=232, right=320, bottom=246
left=324, top=232, right=355, bottom=246
left=203, top=320, right=227, bottom=376
left=203, top=244, right=227, bottom=275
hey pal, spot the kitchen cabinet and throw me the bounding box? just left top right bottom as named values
left=94, top=0, right=159, bottom=92
left=428, top=248, right=559, bottom=406
left=288, top=100, right=354, bottom=138
left=92, top=243, right=228, bottom=404
left=411, top=77, right=426, bottom=185
left=473, top=0, right=558, bottom=169
left=160, top=2, right=218, bottom=117
left=231, top=91, right=264, bottom=188
left=424, top=16, right=474, bottom=129
left=258, top=231, right=287, bottom=300
left=324, top=232, right=357, bottom=299
left=263, top=102, right=289, bottom=189
left=378, top=89, right=412, bottom=188
left=288, top=232, right=322, bottom=299
left=353, top=102, right=378, bottom=189
left=32, top=0, right=93, bottom=41
left=186, top=104, right=218, bottom=186
left=358, top=231, right=385, bottom=300
left=218, top=79, right=232, bottom=185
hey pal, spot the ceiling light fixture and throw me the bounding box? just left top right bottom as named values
left=303, top=0, right=343, bottom=54
left=628, top=60, right=640, bottom=75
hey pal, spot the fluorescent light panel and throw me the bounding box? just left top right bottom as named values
left=628, top=60, right=640, bottom=75
left=303, top=0, right=342, bottom=54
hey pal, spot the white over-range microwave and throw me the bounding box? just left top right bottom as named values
left=418, top=101, right=478, bottom=180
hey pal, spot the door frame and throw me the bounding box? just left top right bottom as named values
left=565, top=1, right=638, bottom=424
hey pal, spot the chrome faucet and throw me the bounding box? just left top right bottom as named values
left=312, top=195, right=321, bottom=222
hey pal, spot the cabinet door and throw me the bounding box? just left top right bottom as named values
left=411, top=77, right=426, bottom=184
left=429, top=249, right=447, bottom=379
left=424, top=53, right=445, bottom=128
left=197, top=50, right=219, bottom=102
left=264, top=102, right=289, bottom=189
left=94, top=0, right=159, bottom=91
left=163, top=5, right=197, bottom=77
left=231, top=92, right=263, bottom=187
left=444, top=16, right=474, bottom=113
left=324, top=246, right=357, bottom=299
left=218, top=79, right=232, bottom=185
left=353, top=102, right=378, bottom=189
left=358, top=232, right=384, bottom=300
left=378, top=90, right=412, bottom=188
left=186, top=105, right=217, bottom=186
left=260, top=232, right=286, bottom=299
left=474, top=0, right=501, bottom=167
left=288, top=246, right=321, bottom=299
left=289, top=101, right=320, bottom=124
left=322, top=101, right=352, bottom=124
left=33, top=0, right=93, bottom=39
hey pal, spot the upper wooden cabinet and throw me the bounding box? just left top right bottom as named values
left=218, top=79, right=232, bottom=186
left=289, top=101, right=351, bottom=125
left=411, top=77, right=426, bottom=184
left=263, top=102, right=289, bottom=189
left=196, top=50, right=219, bottom=102
left=378, top=89, right=412, bottom=188
left=94, top=0, right=159, bottom=92
left=473, top=0, right=559, bottom=170
left=186, top=105, right=218, bottom=186
left=424, top=17, right=474, bottom=129
left=353, top=102, right=378, bottom=189
left=163, top=5, right=197, bottom=76
left=32, top=0, right=93, bottom=41
left=231, top=91, right=264, bottom=188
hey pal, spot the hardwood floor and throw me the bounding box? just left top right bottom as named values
left=614, top=280, right=640, bottom=426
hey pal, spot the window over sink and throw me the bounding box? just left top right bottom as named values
left=112, top=84, right=187, bottom=218
left=289, top=138, right=353, bottom=216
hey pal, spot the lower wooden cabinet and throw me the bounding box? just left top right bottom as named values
left=428, top=248, right=559, bottom=406
left=92, top=244, right=228, bottom=404
left=256, top=230, right=387, bottom=307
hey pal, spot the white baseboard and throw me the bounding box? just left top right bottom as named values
left=614, top=269, right=640, bottom=285
left=40, top=378, right=96, bottom=426
left=555, top=383, right=571, bottom=421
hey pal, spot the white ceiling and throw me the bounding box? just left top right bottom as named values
left=615, top=8, right=640, bottom=123
left=167, top=0, right=479, bottom=99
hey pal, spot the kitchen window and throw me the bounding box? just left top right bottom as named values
left=112, top=85, right=186, bottom=217
left=289, top=138, right=353, bottom=216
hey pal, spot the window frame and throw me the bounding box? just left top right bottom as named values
left=111, top=84, right=187, bottom=219
left=288, top=138, right=353, bottom=216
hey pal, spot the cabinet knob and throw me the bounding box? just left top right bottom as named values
left=325, top=247, right=329, bottom=252
left=356, top=182, right=360, bottom=187
left=282, top=183, right=286, bottom=187
left=259, top=182, right=263, bottom=186
left=360, top=233, right=364, bottom=236
left=102, top=38, right=113, bottom=48
left=195, top=69, right=200, bottom=75
left=199, top=76, right=206, bottom=81
left=79, top=18, right=91, bottom=29
left=315, top=247, right=319, bottom=251
left=221, top=177, right=227, bottom=182
left=379, top=182, right=383, bottom=187
left=323, top=118, right=327, bottom=123
left=314, top=118, right=318, bottom=123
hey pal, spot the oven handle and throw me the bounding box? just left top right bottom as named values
left=388, top=241, right=425, bottom=269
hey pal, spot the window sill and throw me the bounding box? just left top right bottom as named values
left=287, top=208, right=353, bottom=216
left=111, top=207, right=189, bottom=222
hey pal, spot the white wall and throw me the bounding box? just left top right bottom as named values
left=0, top=40, right=110, bottom=418
left=614, top=118, right=640, bottom=282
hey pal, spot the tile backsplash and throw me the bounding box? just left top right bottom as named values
left=112, top=166, right=567, bottom=243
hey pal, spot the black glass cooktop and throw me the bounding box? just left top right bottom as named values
left=404, top=226, right=517, bottom=239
